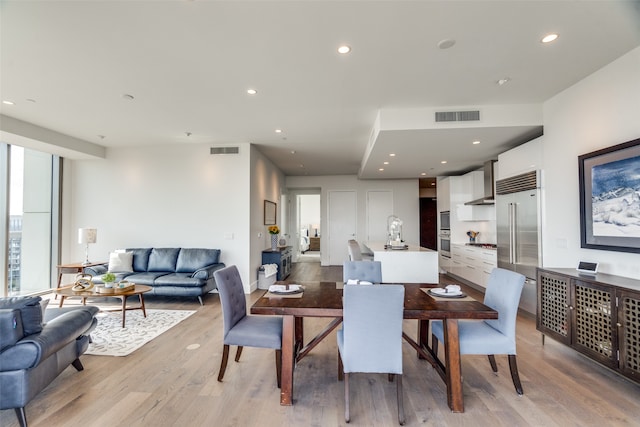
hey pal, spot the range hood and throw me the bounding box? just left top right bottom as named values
left=465, top=160, right=496, bottom=205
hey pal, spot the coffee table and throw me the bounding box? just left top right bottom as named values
left=55, top=284, right=152, bottom=328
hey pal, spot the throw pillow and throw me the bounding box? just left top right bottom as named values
left=0, top=296, right=44, bottom=335
left=108, top=251, right=134, bottom=273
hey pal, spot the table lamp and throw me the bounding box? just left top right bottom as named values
left=78, top=228, right=97, bottom=265
left=312, top=224, right=319, bottom=237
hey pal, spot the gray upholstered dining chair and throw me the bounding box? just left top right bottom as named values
left=213, top=265, right=283, bottom=387
left=337, top=284, right=406, bottom=425
left=343, top=260, right=383, bottom=283
left=431, top=268, right=526, bottom=394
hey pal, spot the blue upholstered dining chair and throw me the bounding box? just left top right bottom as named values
left=343, top=260, right=383, bottom=283
left=213, top=265, right=283, bottom=387
left=337, top=284, right=406, bottom=425
left=431, top=268, right=526, bottom=394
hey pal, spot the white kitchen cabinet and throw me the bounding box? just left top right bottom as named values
left=497, top=137, right=542, bottom=179
left=456, top=204, right=495, bottom=221
left=449, top=244, right=497, bottom=288
left=439, top=253, right=452, bottom=272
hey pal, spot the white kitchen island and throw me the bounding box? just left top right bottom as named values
left=364, top=242, right=439, bottom=283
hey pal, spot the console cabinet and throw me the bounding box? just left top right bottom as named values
left=537, top=268, right=640, bottom=382
left=262, top=246, right=292, bottom=281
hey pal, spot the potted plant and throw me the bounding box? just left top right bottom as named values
left=268, top=225, right=280, bottom=250
left=102, top=272, right=117, bottom=288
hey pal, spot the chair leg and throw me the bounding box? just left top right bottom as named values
left=234, top=346, right=243, bottom=362
left=488, top=355, right=498, bottom=372
left=71, top=358, right=84, bottom=371
left=275, top=349, right=282, bottom=389
left=218, top=344, right=230, bottom=382
left=388, top=373, right=394, bottom=382
left=338, top=353, right=344, bottom=381
left=14, top=407, right=27, bottom=427
left=344, top=372, right=350, bottom=423
left=396, top=374, right=405, bottom=425
left=508, top=354, right=524, bottom=395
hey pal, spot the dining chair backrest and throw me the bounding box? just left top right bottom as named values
left=214, top=265, right=248, bottom=338
left=347, top=239, right=363, bottom=261
left=343, top=260, right=383, bottom=283
left=341, top=284, right=405, bottom=374
left=483, top=268, right=526, bottom=340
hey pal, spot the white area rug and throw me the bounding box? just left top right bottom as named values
left=86, top=309, right=196, bottom=357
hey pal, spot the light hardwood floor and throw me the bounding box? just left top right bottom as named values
left=2, top=263, right=640, bottom=426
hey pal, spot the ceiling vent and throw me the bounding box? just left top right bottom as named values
left=435, top=110, right=480, bottom=122
left=210, top=146, right=239, bottom=155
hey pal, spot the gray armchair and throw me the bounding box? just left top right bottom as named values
left=343, top=260, right=383, bottom=283
left=0, top=296, right=98, bottom=427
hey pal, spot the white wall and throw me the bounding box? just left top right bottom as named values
left=541, top=46, right=640, bottom=278
left=249, top=146, right=286, bottom=290
left=285, top=175, right=419, bottom=266
left=64, top=143, right=257, bottom=290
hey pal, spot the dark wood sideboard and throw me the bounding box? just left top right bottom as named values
left=537, top=267, right=640, bottom=383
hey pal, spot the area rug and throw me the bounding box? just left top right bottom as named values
left=86, top=309, right=196, bottom=357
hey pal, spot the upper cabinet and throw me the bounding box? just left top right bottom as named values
left=497, top=137, right=543, bottom=180
left=452, top=171, right=495, bottom=221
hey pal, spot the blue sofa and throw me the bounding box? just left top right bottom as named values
left=85, top=248, right=225, bottom=305
left=0, top=296, right=98, bottom=427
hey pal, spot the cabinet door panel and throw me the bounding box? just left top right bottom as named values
left=537, top=270, right=571, bottom=345
left=619, top=290, right=640, bottom=380
left=573, top=280, right=617, bottom=367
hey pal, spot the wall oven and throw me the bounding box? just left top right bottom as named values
left=440, top=210, right=450, bottom=231
left=439, top=229, right=451, bottom=258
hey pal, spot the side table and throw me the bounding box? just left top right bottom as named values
left=56, top=261, right=106, bottom=290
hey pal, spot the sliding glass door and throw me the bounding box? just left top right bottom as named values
left=1, top=143, right=60, bottom=296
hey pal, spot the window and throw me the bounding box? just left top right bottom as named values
left=1, top=143, right=61, bottom=296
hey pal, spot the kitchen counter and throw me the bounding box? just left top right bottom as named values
left=364, top=242, right=439, bottom=283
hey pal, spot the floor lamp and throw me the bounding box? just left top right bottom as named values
left=78, top=228, right=97, bottom=266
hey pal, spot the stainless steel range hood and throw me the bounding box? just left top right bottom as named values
left=464, top=160, right=496, bottom=205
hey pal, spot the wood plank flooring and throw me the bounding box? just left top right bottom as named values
left=2, top=262, right=640, bottom=426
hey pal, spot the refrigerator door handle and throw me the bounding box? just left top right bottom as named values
left=509, top=202, right=517, bottom=264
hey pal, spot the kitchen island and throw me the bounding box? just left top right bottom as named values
left=364, top=242, right=439, bottom=283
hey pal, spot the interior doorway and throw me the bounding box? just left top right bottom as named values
left=297, top=194, right=321, bottom=262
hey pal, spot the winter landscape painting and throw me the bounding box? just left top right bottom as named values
left=580, top=138, right=640, bottom=253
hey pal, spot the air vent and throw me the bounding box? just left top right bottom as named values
left=210, top=146, right=239, bottom=155
left=496, top=171, right=539, bottom=195
left=435, top=110, right=480, bottom=122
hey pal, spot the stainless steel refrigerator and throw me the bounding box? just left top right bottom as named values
left=496, top=170, right=542, bottom=314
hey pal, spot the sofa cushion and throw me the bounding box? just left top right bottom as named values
left=108, top=251, right=134, bottom=273
left=0, top=309, right=24, bottom=352
left=148, top=248, right=180, bottom=272
left=154, top=273, right=205, bottom=287
left=123, top=272, right=171, bottom=286
left=0, top=296, right=43, bottom=336
left=176, top=248, right=221, bottom=273
left=127, top=248, right=153, bottom=272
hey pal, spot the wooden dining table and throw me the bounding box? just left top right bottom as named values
left=250, top=281, right=498, bottom=413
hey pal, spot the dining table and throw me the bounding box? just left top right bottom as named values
left=250, top=281, right=498, bottom=413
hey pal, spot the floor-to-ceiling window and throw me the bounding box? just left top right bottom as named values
left=1, top=143, right=60, bottom=296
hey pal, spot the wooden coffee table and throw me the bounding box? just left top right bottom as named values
left=55, top=284, right=152, bottom=327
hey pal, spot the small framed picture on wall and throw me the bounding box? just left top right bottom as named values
left=264, top=200, right=277, bottom=225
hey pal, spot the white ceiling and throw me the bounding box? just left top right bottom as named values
left=2, top=1, right=639, bottom=178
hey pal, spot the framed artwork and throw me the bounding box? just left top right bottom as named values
left=579, top=137, right=640, bottom=253
left=264, top=200, right=277, bottom=225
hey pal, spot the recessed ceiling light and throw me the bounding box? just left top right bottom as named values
left=541, top=33, right=559, bottom=43
left=497, top=77, right=511, bottom=86
left=337, top=45, right=351, bottom=54
left=2, top=100, right=15, bottom=105
left=275, top=129, right=282, bottom=133
left=122, top=94, right=135, bottom=100
left=472, top=140, right=481, bottom=145
left=299, top=164, right=305, bottom=168
left=247, top=89, right=257, bottom=95
left=441, top=160, right=447, bottom=164
left=290, top=150, right=296, bottom=154
left=437, top=39, right=456, bottom=50
left=389, top=153, right=396, bottom=157
left=431, top=182, right=435, bottom=186
left=379, top=168, right=384, bottom=171
left=383, top=161, right=389, bottom=165
left=420, top=172, right=427, bottom=176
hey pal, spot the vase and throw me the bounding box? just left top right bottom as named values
left=271, top=234, right=278, bottom=250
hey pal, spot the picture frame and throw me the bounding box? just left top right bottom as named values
left=579, top=137, right=640, bottom=253
left=264, top=200, right=277, bottom=225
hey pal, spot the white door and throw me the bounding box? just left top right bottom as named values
left=328, top=190, right=357, bottom=265
left=366, top=190, right=393, bottom=243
